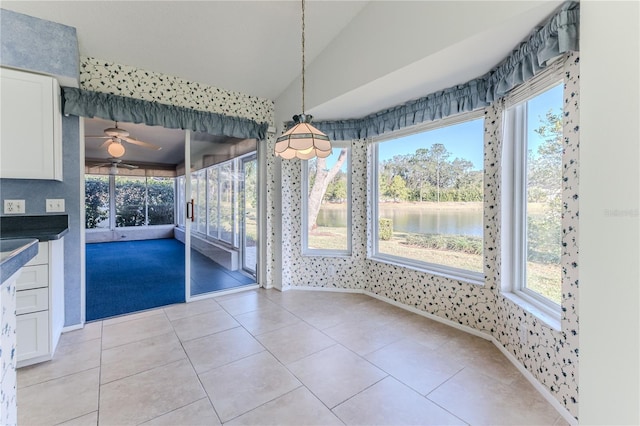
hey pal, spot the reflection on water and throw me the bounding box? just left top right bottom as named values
left=317, top=204, right=483, bottom=237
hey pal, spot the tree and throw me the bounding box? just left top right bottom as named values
left=527, top=109, right=563, bottom=263
left=384, top=175, right=409, bottom=202
left=85, top=176, right=109, bottom=228
left=307, top=149, right=348, bottom=232
left=325, top=173, right=347, bottom=202
left=529, top=110, right=563, bottom=201
left=430, top=143, right=450, bottom=203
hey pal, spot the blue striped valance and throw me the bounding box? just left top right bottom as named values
left=61, top=87, right=268, bottom=140
left=313, top=1, right=579, bottom=141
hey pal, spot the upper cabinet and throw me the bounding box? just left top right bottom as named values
left=0, top=67, right=62, bottom=181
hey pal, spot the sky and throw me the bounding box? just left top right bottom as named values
left=376, top=83, right=563, bottom=169
left=316, top=82, right=563, bottom=172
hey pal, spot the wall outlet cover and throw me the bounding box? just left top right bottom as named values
left=4, top=199, right=25, bottom=214
left=46, top=198, right=65, bottom=213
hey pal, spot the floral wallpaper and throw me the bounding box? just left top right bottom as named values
left=79, top=57, right=274, bottom=126
left=0, top=279, right=17, bottom=426
left=278, top=54, right=580, bottom=420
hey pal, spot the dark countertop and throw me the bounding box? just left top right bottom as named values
left=0, top=214, right=69, bottom=241
left=0, top=238, right=38, bottom=285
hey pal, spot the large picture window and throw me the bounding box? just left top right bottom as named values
left=504, top=75, right=563, bottom=312
left=372, top=113, right=484, bottom=281
left=85, top=174, right=175, bottom=229
left=302, top=143, right=351, bottom=255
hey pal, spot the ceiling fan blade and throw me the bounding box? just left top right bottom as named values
left=89, top=163, right=110, bottom=168
left=86, top=135, right=111, bottom=139
left=99, top=139, right=113, bottom=149
left=119, top=163, right=139, bottom=170
left=121, top=135, right=162, bottom=150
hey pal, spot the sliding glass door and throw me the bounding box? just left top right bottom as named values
left=184, top=132, right=258, bottom=301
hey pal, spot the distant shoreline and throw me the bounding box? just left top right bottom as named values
left=320, top=201, right=547, bottom=213
left=321, top=201, right=484, bottom=211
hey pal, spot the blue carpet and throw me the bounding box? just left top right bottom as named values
left=86, top=238, right=254, bottom=321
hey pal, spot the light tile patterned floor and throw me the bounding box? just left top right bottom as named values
left=17, top=289, right=569, bottom=425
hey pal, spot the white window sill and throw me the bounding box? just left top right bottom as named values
left=502, top=292, right=561, bottom=331
left=302, top=251, right=352, bottom=258
left=369, top=255, right=485, bottom=287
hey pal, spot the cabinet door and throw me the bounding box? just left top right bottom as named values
left=0, top=67, right=62, bottom=180
left=16, top=311, right=49, bottom=363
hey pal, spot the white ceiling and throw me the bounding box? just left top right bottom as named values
left=1, top=0, right=368, bottom=100
left=2, top=1, right=563, bottom=165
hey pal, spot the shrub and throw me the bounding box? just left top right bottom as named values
left=404, top=233, right=482, bottom=255
left=379, top=218, right=393, bottom=240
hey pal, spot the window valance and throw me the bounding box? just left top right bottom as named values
left=61, top=87, right=268, bottom=140
left=313, top=1, right=579, bottom=141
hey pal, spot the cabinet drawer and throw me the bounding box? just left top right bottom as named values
left=16, top=264, right=48, bottom=291
left=16, top=288, right=48, bottom=315
left=16, top=310, right=49, bottom=362
left=25, top=242, right=48, bottom=266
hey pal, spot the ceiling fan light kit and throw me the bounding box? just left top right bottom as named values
left=106, top=140, right=126, bottom=158
left=275, top=0, right=332, bottom=161
left=86, top=121, right=162, bottom=159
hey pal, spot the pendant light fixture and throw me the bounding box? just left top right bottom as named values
left=275, top=0, right=331, bottom=160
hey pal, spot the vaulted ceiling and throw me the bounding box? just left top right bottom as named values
left=2, top=1, right=564, bottom=164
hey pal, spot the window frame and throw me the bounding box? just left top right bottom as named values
left=502, top=63, right=564, bottom=320
left=85, top=173, right=176, bottom=230
left=301, top=140, right=352, bottom=257
left=369, top=110, right=486, bottom=285
left=178, top=152, right=255, bottom=250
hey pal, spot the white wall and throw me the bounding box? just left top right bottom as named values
left=579, top=1, right=640, bottom=424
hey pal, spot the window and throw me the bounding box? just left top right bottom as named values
left=504, top=75, right=563, bottom=313
left=177, top=175, right=185, bottom=227
left=85, top=175, right=110, bottom=229
left=191, top=170, right=207, bottom=234
left=85, top=174, right=175, bottom=229
left=372, top=113, right=485, bottom=282
left=147, top=177, right=175, bottom=225
left=177, top=154, right=250, bottom=249
left=302, top=143, right=351, bottom=255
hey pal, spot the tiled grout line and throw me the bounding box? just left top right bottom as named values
left=166, top=300, right=226, bottom=425
left=255, top=291, right=481, bottom=422
left=25, top=289, right=555, bottom=425
left=204, top=292, right=350, bottom=422
left=95, top=320, right=104, bottom=425
left=219, top=292, right=399, bottom=421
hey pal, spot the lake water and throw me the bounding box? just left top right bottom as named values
left=317, top=205, right=483, bottom=237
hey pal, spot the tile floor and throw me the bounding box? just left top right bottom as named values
left=17, top=289, right=569, bottom=425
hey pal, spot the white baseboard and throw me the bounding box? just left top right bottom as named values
left=62, top=322, right=84, bottom=333
left=285, top=285, right=577, bottom=424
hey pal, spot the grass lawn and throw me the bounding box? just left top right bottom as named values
left=309, top=225, right=561, bottom=304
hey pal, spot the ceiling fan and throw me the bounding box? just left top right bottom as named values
left=88, top=158, right=138, bottom=175
left=86, top=122, right=162, bottom=158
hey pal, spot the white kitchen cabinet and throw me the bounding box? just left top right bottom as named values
left=16, top=239, right=65, bottom=368
left=0, top=67, right=62, bottom=181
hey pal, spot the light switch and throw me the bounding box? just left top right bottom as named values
left=4, top=200, right=25, bottom=214
left=46, top=199, right=65, bottom=213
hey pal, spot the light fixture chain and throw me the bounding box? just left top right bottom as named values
left=301, top=0, right=305, bottom=114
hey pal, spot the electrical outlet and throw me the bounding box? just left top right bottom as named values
left=46, top=198, right=65, bottom=213
left=4, top=199, right=25, bottom=214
